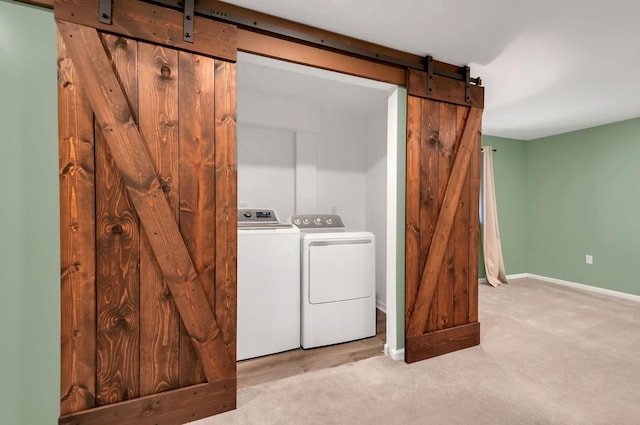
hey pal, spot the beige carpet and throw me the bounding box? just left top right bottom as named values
left=191, top=278, right=640, bottom=425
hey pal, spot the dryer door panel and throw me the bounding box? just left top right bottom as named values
left=308, top=240, right=374, bottom=304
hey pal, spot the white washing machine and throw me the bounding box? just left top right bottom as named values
left=291, top=214, right=376, bottom=349
left=237, top=209, right=300, bottom=360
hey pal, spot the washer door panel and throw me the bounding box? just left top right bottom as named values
left=308, top=240, right=373, bottom=304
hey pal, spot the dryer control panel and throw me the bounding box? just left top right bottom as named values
left=291, top=214, right=345, bottom=229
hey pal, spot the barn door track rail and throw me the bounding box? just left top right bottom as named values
left=142, top=0, right=481, bottom=85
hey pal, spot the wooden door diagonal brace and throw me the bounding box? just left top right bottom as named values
left=56, top=20, right=234, bottom=382
left=406, top=106, right=482, bottom=338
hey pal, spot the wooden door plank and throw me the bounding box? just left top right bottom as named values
left=101, top=34, right=139, bottom=108
left=406, top=322, right=480, bottom=363
left=452, top=106, right=471, bottom=327
left=138, top=42, right=182, bottom=396
left=468, top=131, right=481, bottom=324
left=58, top=32, right=97, bottom=415
left=404, top=95, right=422, bottom=333
left=178, top=51, right=217, bottom=386
left=94, top=126, right=141, bottom=406
left=406, top=106, right=483, bottom=338
left=93, top=33, right=141, bottom=407
left=408, top=69, right=484, bottom=108
left=214, top=59, right=238, bottom=362
left=418, top=99, right=440, bottom=333
left=53, top=0, right=237, bottom=62
left=59, top=379, right=236, bottom=425
left=57, top=20, right=234, bottom=381
left=435, top=103, right=457, bottom=331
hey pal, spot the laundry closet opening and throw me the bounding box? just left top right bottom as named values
left=236, top=52, right=402, bottom=386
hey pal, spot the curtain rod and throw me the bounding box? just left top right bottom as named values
left=481, top=147, right=497, bottom=152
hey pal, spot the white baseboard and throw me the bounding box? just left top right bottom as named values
left=478, top=273, right=527, bottom=285
left=376, top=299, right=387, bottom=313
left=527, top=273, right=640, bottom=303
left=479, top=273, right=640, bottom=302
left=384, top=344, right=405, bottom=361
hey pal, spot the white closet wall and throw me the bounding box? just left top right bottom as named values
left=237, top=88, right=367, bottom=229
left=237, top=125, right=296, bottom=219
left=365, top=106, right=388, bottom=310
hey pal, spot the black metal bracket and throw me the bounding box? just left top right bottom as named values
left=183, top=0, right=195, bottom=43
left=425, top=55, right=434, bottom=95
left=464, top=65, right=471, bottom=103
left=99, top=0, right=112, bottom=25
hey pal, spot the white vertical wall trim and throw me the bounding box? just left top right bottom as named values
left=385, top=88, right=400, bottom=360
left=384, top=344, right=405, bottom=361
left=295, top=131, right=318, bottom=214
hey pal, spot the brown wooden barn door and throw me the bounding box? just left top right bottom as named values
left=56, top=0, right=238, bottom=423
left=405, top=68, right=484, bottom=363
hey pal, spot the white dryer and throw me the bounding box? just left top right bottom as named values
left=237, top=209, right=300, bottom=360
left=291, top=214, right=376, bottom=349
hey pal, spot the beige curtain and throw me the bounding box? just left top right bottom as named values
left=481, top=146, right=508, bottom=287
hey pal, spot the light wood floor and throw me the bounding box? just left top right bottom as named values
left=237, top=309, right=386, bottom=388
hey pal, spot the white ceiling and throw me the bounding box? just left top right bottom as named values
left=226, top=0, right=640, bottom=140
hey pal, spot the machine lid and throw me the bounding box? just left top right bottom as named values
left=290, top=214, right=345, bottom=229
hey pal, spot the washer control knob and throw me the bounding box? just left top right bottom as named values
left=314, top=217, right=323, bottom=225
left=326, top=218, right=333, bottom=225
left=243, top=211, right=252, bottom=218
left=293, top=218, right=301, bottom=225
left=302, top=218, right=310, bottom=225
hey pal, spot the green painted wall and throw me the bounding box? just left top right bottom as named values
left=527, top=118, right=640, bottom=296
left=481, top=121, right=640, bottom=297
left=0, top=1, right=59, bottom=424
left=479, top=135, right=528, bottom=279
